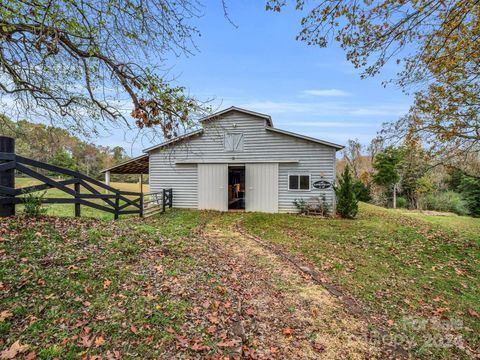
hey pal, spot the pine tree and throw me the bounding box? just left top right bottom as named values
left=372, top=147, right=402, bottom=207
left=459, top=176, right=480, bottom=217
left=336, top=165, right=359, bottom=219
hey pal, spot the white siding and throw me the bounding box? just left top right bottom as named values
left=198, top=164, right=228, bottom=211
left=246, top=163, right=278, bottom=213
left=149, top=110, right=337, bottom=213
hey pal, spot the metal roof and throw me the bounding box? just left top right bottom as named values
left=100, top=154, right=149, bottom=174
left=266, top=127, right=344, bottom=150
left=142, top=129, right=204, bottom=153
left=199, top=106, right=273, bottom=127
left=102, top=107, right=344, bottom=174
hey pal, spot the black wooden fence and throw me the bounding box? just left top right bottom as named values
left=0, top=136, right=172, bottom=219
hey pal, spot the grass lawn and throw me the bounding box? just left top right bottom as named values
left=2, top=209, right=381, bottom=358
left=239, top=203, right=480, bottom=358
left=14, top=177, right=149, bottom=220
left=1, top=200, right=479, bottom=358
left=0, top=211, right=221, bottom=358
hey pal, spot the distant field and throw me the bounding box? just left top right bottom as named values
left=14, top=177, right=149, bottom=220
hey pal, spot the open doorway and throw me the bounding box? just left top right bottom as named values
left=228, top=165, right=245, bottom=210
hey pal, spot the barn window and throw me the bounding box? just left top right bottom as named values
left=289, top=174, right=311, bottom=191
left=224, top=132, right=244, bottom=152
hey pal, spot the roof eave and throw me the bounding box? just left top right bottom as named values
left=142, top=129, right=204, bottom=153
left=199, top=106, right=273, bottom=127
left=100, top=154, right=149, bottom=174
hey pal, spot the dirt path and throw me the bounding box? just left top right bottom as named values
left=196, top=222, right=383, bottom=359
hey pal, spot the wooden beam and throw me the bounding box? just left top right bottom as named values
left=0, top=137, right=15, bottom=217
left=15, top=178, right=78, bottom=195
left=16, top=164, right=76, bottom=197
left=0, top=161, right=15, bottom=172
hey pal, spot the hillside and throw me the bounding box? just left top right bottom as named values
left=0, top=115, right=134, bottom=181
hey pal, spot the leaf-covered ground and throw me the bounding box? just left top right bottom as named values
left=1, top=211, right=382, bottom=359
left=1, top=205, right=478, bottom=359
left=240, top=203, right=480, bottom=359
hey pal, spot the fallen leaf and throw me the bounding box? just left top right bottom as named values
left=386, top=319, right=395, bottom=327
left=208, top=314, right=219, bottom=324
left=130, top=325, right=138, bottom=334
left=245, top=308, right=255, bottom=316
left=0, top=311, right=12, bottom=322
left=95, top=336, right=106, bottom=347
left=202, top=300, right=210, bottom=309
left=312, top=342, right=325, bottom=353
left=0, top=340, right=29, bottom=359
left=103, top=279, right=111, bottom=289
left=80, top=334, right=93, bottom=347
left=468, top=309, right=479, bottom=318
left=282, top=327, right=294, bottom=336
left=25, top=351, right=36, bottom=360
left=175, top=335, right=189, bottom=349
left=191, top=341, right=206, bottom=352
left=432, top=307, right=449, bottom=316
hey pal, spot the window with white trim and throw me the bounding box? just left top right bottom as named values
left=288, top=174, right=311, bottom=190
left=224, top=132, right=244, bottom=152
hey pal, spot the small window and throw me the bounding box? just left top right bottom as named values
left=224, top=132, right=244, bottom=152
left=289, top=174, right=310, bottom=191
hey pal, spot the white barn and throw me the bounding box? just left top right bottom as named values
left=103, top=107, right=344, bottom=213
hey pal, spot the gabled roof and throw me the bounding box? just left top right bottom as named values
left=141, top=107, right=344, bottom=154
left=266, top=127, right=344, bottom=150
left=143, top=128, right=203, bottom=153
left=199, top=106, right=273, bottom=127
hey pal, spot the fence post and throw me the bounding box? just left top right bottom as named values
left=0, top=136, right=15, bottom=217
left=74, top=181, right=81, bottom=217
left=114, top=193, right=119, bottom=220
left=139, top=192, right=144, bottom=218
left=162, top=189, right=166, bottom=213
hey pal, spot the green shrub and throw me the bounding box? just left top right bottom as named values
left=335, top=165, right=358, bottom=219
left=352, top=180, right=371, bottom=202
left=396, top=196, right=408, bottom=208
left=459, top=176, right=480, bottom=217
left=422, top=191, right=469, bottom=215
left=23, top=191, right=47, bottom=217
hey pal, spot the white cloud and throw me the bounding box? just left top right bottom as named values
left=284, top=121, right=379, bottom=128
left=303, top=89, right=351, bottom=97
left=241, top=100, right=409, bottom=118
left=347, top=104, right=411, bottom=116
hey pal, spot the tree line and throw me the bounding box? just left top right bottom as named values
left=0, top=115, right=137, bottom=182
left=337, top=139, right=480, bottom=218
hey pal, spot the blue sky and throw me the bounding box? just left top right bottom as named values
left=103, top=1, right=412, bottom=154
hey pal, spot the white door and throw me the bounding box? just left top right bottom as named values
left=198, top=164, right=228, bottom=211
left=246, top=163, right=278, bottom=213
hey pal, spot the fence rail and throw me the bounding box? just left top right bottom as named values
left=0, top=137, right=172, bottom=219
left=143, top=189, right=173, bottom=218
